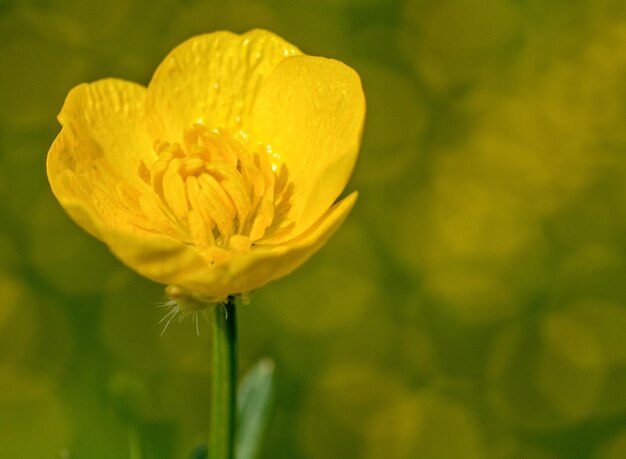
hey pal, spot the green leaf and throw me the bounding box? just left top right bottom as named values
left=188, top=444, right=207, bottom=459
left=236, top=358, right=276, bottom=459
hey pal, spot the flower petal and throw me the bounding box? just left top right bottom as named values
left=146, top=29, right=301, bottom=140
left=55, top=197, right=201, bottom=285
left=51, top=174, right=356, bottom=300
left=49, top=78, right=155, bottom=186
left=170, top=192, right=359, bottom=298
left=249, top=56, right=365, bottom=242
left=47, top=78, right=173, bottom=236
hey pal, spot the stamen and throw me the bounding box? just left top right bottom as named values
left=146, top=125, right=292, bottom=265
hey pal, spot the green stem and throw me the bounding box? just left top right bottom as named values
left=128, top=423, right=142, bottom=459
left=210, top=296, right=238, bottom=459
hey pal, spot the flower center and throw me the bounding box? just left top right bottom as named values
left=141, top=124, right=291, bottom=265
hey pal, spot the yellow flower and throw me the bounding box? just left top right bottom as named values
left=47, top=29, right=365, bottom=301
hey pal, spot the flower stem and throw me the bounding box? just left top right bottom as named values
left=210, top=296, right=237, bottom=459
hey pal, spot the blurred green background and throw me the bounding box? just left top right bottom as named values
left=2, top=0, right=626, bottom=458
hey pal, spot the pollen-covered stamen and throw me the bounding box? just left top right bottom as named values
left=141, top=124, right=287, bottom=264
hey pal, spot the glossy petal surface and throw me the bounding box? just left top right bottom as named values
left=47, top=79, right=171, bottom=237
left=250, top=56, right=365, bottom=241
left=147, top=29, right=301, bottom=140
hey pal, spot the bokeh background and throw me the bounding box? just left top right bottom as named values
left=2, top=0, right=626, bottom=458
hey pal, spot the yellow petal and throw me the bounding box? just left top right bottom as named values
left=248, top=56, right=365, bottom=243
left=146, top=29, right=301, bottom=140
left=170, top=192, right=359, bottom=298
left=47, top=78, right=174, bottom=237
left=50, top=78, right=155, bottom=187
left=50, top=191, right=356, bottom=300
left=53, top=196, right=203, bottom=286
